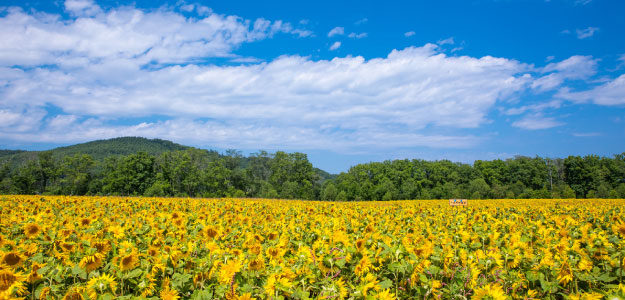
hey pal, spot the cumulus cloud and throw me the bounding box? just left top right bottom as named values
left=0, top=1, right=619, bottom=150
left=328, top=26, right=344, bottom=37
left=404, top=31, right=416, bottom=37
left=557, top=74, right=625, bottom=105
left=64, top=0, right=102, bottom=16
left=0, top=34, right=536, bottom=151
left=0, top=3, right=311, bottom=67
left=576, top=27, right=599, bottom=39
left=531, top=55, right=597, bottom=91
left=329, top=41, right=341, bottom=50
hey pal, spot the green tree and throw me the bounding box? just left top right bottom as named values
left=58, top=154, right=95, bottom=195
left=103, top=152, right=155, bottom=195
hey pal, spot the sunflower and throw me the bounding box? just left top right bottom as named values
left=354, top=255, right=372, bottom=277
left=237, top=293, right=256, bottom=300
left=267, top=232, right=279, bottom=241
left=557, top=263, right=573, bottom=285
left=375, top=289, right=396, bottom=300
left=266, top=247, right=281, bottom=260
left=23, top=223, right=42, bottom=239
left=355, top=238, right=366, bottom=252
left=1, top=252, right=23, bottom=268
left=27, top=262, right=45, bottom=283
left=80, top=218, right=91, bottom=226
left=60, top=242, right=75, bottom=252
left=205, top=226, right=219, bottom=239
left=249, top=244, right=262, bottom=255
left=39, top=286, right=51, bottom=300
left=0, top=269, right=27, bottom=298
left=472, top=283, right=507, bottom=300
left=248, top=257, right=265, bottom=271
left=219, top=259, right=242, bottom=284
left=147, top=246, right=159, bottom=257
left=62, top=288, right=84, bottom=300
left=361, top=273, right=379, bottom=297
left=79, top=253, right=104, bottom=272
left=613, top=221, right=625, bottom=238
left=160, top=288, right=179, bottom=300
left=91, top=240, right=111, bottom=255
left=86, top=273, right=117, bottom=300
left=119, top=252, right=139, bottom=271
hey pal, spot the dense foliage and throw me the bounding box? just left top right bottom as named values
left=2, top=196, right=625, bottom=299
left=327, top=154, right=625, bottom=201
left=0, top=138, right=623, bottom=199
left=0, top=149, right=322, bottom=199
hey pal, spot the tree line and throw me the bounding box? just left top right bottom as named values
left=0, top=149, right=320, bottom=199
left=1, top=149, right=624, bottom=200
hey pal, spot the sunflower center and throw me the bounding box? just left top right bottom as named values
left=206, top=228, right=218, bottom=238
left=27, top=225, right=40, bottom=235
left=122, top=255, right=134, bottom=266
left=64, top=291, right=83, bottom=300
left=3, top=253, right=21, bottom=266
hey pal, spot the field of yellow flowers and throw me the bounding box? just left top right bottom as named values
left=2, top=196, right=625, bottom=300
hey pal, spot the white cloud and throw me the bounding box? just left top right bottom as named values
left=348, top=32, right=367, bottom=39
left=0, top=3, right=311, bottom=67
left=329, top=41, right=341, bottom=51
left=230, top=56, right=263, bottom=63
left=532, top=55, right=597, bottom=91
left=4, top=3, right=616, bottom=151
left=328, top=26, right=344, bottom=37
left=354, top=18, right=368, bottom=25
left=64, top=0, right=102, bottom=16
left=437, top=37, right=454, bottom=45
left=576, top=27, right=599, bottom=39
left=0, top=41, right=533, bottom=151
left=404, top=31, right=415, bottom=37
left=504, top=100, right=561, bottom=115
left=557, top=74, right=625, bottom=105
left=512, top=114, right=564, bottom=130
left=0, top=118, right=484, bottom=150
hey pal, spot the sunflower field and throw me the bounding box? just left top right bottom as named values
left=2, top=196, right=625, bottom=299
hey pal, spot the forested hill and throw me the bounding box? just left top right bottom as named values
left=0, top=137, right=623, bottom=200
left=0, top=137, right=191, bottom=166
left=0, top=137, right=334, bottom=197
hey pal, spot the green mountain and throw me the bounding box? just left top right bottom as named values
left=0, top=137, right=190, bottom=167
left=0, top=137, right=335, bottom=180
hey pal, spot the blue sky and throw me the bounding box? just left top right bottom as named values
left=0, top=0, right=624, bottom=173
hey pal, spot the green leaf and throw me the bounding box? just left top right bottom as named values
left=125, top=268, right=143, bottom=279
left=191, top=289, right=213, bottom=300
left=379, top=279, right=393, bottom=289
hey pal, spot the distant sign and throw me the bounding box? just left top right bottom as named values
left=449, top=199, right=467, bottom=206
